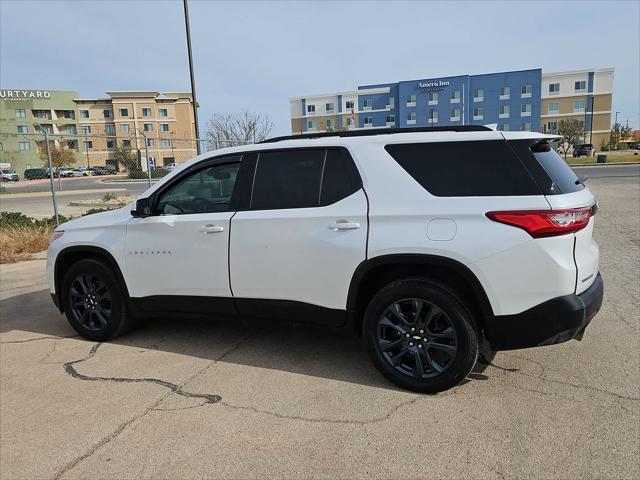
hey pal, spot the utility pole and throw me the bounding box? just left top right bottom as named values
left=37, top=125, right=59, bottom=226
left=183, top=0, right=201, bottom=155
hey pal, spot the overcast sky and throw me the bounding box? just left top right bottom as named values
left=1, top=0, right=639, bottom=136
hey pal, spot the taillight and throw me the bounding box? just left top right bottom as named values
left=49, top=231, right=64, bottom=244
left=486, top=207, right=592, bottom=238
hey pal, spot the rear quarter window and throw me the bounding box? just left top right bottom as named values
left=384, top=140, right=541, bottom=197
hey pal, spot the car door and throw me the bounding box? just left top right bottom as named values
left=229, top=147, right=368, bottom=325
left=125, top=156, right=242, bottom=312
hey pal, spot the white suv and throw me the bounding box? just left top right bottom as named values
left=46, top=126, right=603, bottom=393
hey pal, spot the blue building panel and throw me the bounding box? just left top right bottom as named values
left=355, top=68, right=542, bottom=132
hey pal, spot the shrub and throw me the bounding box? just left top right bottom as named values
left=0, top=211, right=68, bottom=230
left=83, top=208, right=111, bottom=216
left=0, top=225, right=54, bottom=263
left=102, top=192, right=118, bottom=201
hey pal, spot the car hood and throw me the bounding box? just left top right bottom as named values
left=57, top=204, right=134, bottom=231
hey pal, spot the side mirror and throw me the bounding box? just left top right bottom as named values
left=131, top=198, right=152, bottom=218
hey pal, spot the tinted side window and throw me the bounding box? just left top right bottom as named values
left=385, top=140, right=541, bottom=197
left=251, top=149, right=325, bottom=210
left=320, top=148, right=362, bottom=206
left=156, top=161, right=240, bottom=214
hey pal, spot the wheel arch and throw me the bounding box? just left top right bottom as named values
left=54, top=246, right=129, bottom=313
left=347, top=254, right=494, bottom=336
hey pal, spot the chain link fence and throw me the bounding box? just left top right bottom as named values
left=0, top=130, right=253, bottom=225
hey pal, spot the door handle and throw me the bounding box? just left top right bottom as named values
left=329, top=221, right=360, bottom=231
left=199, top=224, right=225, bottom=234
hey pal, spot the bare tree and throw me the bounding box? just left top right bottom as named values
left=557, top=119, right=585, bottom=158
left=206, top=109, right=274, bottom=150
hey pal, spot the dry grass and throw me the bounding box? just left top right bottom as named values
left=0, top=225, right=53, bottom=263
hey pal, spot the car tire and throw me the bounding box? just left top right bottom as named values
left=61, top=258, right=135, bottom=341
left=363, top=279, right=479, bottom=393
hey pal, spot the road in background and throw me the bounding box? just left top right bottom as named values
left=572, top=163, right=640, bottom=179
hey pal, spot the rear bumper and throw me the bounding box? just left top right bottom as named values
left=484, top=273, right=603, bottom=351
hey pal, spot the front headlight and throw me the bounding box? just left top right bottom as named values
left=49, top=231, right=64, bottom=244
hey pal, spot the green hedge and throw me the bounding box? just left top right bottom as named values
left=0, top=212, right=70, bottom=229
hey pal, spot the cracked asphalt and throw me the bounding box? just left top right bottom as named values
left=1, top=175, right=638, bottom=480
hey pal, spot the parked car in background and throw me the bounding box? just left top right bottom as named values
left=24, top=168, right=50, bottom=180
left=58, top=168, right=76, bottom=178
left=0, top=169, right=19, bottom=182
left=71, top=168, right=92, bottom=177
left=573, top=143, right=596, bottom=157
left=90, top=166, right=112, bottom=176
left=47, top=126, right=603, bottom=393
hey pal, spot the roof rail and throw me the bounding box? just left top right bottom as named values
left=260, top=125, right=493, bottom=143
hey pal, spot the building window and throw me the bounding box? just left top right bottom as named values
left=499, top=87, right=510, bottom=100
left=386, top=114, right=395, bottom=125
left=386, top=97, right=395, bottom=109
left=406, top=94, right=416, bottom=107
left=147, top=138, right=154, bottom=147
left=143, top=123, right=153, bottom=132
left=19, top=141, right=30, bottom=150
left=428, top=110, right=438, bottom=124
left=80, top=110, right=89, bottom=119
left=548, top=102, right=560, bottom=114
left=119, top=108, right=129, bottom=117
left=106, top=139, right=116, bottom=149
left=521, top=84, right=532, bottom=97
left=363, top=99, right=373, bottom=110
left=450, top=90, right=461, bottom=103
left=473, top=89, right=484, bottom=102
left=499, top=105, right=510, bottom=118
left=160, top=123, right=170, bottom=132
left=345, top=117, right=353, bottom=127
left=573, top=99, right=586, bottom=112
left=121, top=124, right=130, bottom=133
left=122, top=139, right=131, bottom=148
left=325, top=103, right=334, bottom=113
left=549, top=83, right=560, bottom=94
left=67, top=140, right=78, bottom=149
left=345, top=100, right=354, bottom=110
left=0, top=142, right=3, bottom=151
left=36, top=110, right=47, bottom=119
left=576, top=119, right=585, bottom=128
left=497, top=124, right=509, bottom=132
left=473, top=107, right=483, bottom=120
left=575, top=81, right=586, bottom=92
left=428, top=92, right=438, bottom=105
left=162, top=139, right=171, bottom=148
left=17, top=125, right=28, bottom=133
left=81, top=125, right=91, bottom=134
left=307, top=120, right=315, bottom=129
left=545, top=121, right=558, bottom=133
left=15, top=108, right=26, bottom=118
left=105, top=124, right=115, bottom=135
left=407, top=111, right=416, bottom=124
left=520, top=122, right=532, bottom=131
left=103, top=109, right=112, bottom=118
left=364, top=116, right=373, bottom=126
left=66, top=125, right=77, bottom=135
left=83, top=140, right=93, bottom=150
left=307, top=104, right=316, bottom=113
left=159, top=108, right=168, bottom=117
left=450, top=107, right=461, bottom=121
left=63, top=110, right=75, bottom=119
left=326, top=119, right=335, bottom=129
left=521, top=104, right=532, bottom=116
left=142, top=107, right=152, bottom=117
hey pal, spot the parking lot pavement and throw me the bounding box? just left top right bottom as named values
left=1, top=176, right=638, bottom=480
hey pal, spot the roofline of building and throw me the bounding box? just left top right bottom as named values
left=542, top=67, right=615, bottom=78
left=105, top=91, right=160, bottom=98
left=290, top=87, right=390, bottom=101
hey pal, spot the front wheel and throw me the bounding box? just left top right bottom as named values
left=61, top=259, right=134, bottom=341
left=363, top=279, right=479, bottom=393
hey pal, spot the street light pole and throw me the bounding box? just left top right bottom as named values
left=37, top=125, right=59, bottom=226
left=183, top=0, right=201, bottom=155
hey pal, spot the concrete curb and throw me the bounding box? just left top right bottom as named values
left=570, top=162, right=640, bottom=167
left=67, top=201, right=126, bottom=208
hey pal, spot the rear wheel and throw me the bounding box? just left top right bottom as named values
left=363, top=279, right=479, bottom=393
left=61, top=259, right=134, bottom=341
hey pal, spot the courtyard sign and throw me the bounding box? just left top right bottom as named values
left=0, top=90, right=51, bottom=100
left=417, top=80, right=450, bottom=91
